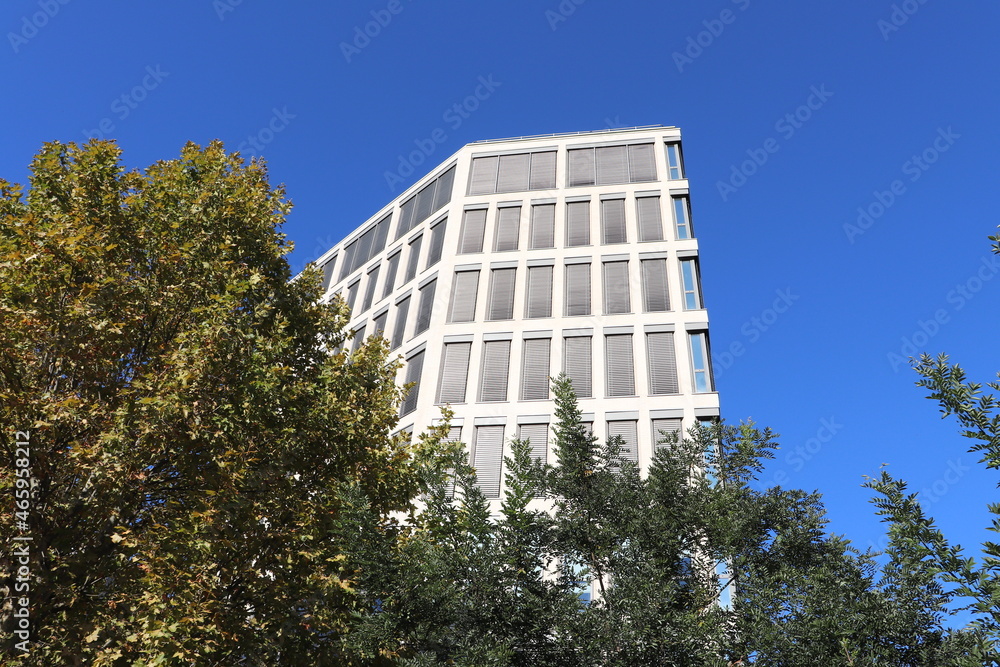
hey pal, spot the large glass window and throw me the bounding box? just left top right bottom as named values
left=689, top=332, right=713, bottom=393
left=680, top=259, right=702, bottom=309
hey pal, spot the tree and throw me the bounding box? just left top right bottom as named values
left=0, top=140, right=449, bottom=665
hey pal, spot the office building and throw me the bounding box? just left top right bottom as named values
left=314, top=126, right=719, bottom=499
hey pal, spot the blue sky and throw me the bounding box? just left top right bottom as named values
left=5, top=0, right=1000, bottom=562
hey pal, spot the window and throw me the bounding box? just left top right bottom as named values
left=636, top=196, right=663, bottom=242
left=525, top=265, right=553, bottom=319
left=607, top=420, right=638, bottom=463
left=390, top=296, right=410, bottom=350
left=652, top=418, right=682, bottom=453
left=404, top=235, right=422, bottom=283
left=641, top=259, right=670, bottom=312
left=493, top=206, right=521, bottom=252
left=672, top=196, right=692, bottom=240
left=372, top=310, right=388, bottom=338
left=382, top=251, right=401, bottom=299
left=338, top=214, right=392, bottom=283
left=395, top=166, right=455, bottom=240
left=518, top=423, right=549, bottom=464
left=345, top=279, right=361, bottom=313
left=565, top=201, right=591, bottom=247
left=680, top=259, right=702, bottom=309
left=487, top=268, right=516, bottom=321
left=665, top=143, right=684, bottom=180
left=321, top=255, right=337, bottom=292
left=567, top=143, right=657, bottom=186
left=647, top=332, right=679, bottom=395
left=362, top=264, right=380, bottom=312
left=426, top=219, right=447, bottom=269
left=601, top=199, right=626, bottom=245
left=521, top=338, right=551, bottom=400
left=563, top=336, right=592, bottom=398
left=479, top=340, right=511, bottom=402
left=399, top=349, right=425, bottom=416
left=565, top=263, right=591, bottom=316
left=448, top=270, right=480, bottom=323
left=689, top=332, right=713, bottom=393
left=415, top=279, right=436, bottom=335
left=529, top=203, right=555, bottom=249
left=605, top=334, right=635, bottom=397
left=459, top=208, right=487, bottom=254
left=473, top=425, right=504, bottom=498
left=437, top=342, right=472, bottom=404
left=602, top=261, right=630, bottom=314
left=351, top=324, right=366, bottom=353
left=468, top=151, right=556, bottom=195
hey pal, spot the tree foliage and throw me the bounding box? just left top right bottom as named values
left=0, top=141, right=450, bottom=665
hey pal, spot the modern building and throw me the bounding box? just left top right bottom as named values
left=314, top=126, right=719, bottom=499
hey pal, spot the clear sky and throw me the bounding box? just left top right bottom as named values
left=5, top=0, right=999, bottom=562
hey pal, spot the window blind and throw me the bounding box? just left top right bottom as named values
left=487, top=268, right=516, bottom=320
left=521, top=338, right=551, bottom=400
left=479, top=340, right=511, bottom=402
left=601, top=199, right=626, bottom=245
left=494, top=206, right=521, bottom=252
left=415, top=279, right=436, bottom=335
left=647, top=332, right=679, bottom=395
left=529, top=203, right=555, bottom=249
left=603, top=261, right=630, bottom=314
left=565, top=263, right=591, bottom=316
left=447, top=270, right=480, bottom=323
left=437, top=341, right=472, bottom=404
left=473, top=425, right=504, bottom=497
left=606, top=334, right=635, bottom=397
left=563, top=336, right=592, bottom=398
left=399, top=350, right=424, bottom=416
left=641, top=259, right=670, bottom=312
left=525, top=265, right=553, bottom=318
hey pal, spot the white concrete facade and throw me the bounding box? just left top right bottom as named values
left=315, top=126, right=719, bottom=499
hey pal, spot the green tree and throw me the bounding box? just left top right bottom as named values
left=0, top=141, right=448, bottom=665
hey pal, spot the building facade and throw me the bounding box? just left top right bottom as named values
left=314, top=126, right=718, bottom=499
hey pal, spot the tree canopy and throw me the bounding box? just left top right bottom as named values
left=0, top=140, right=452, bottom=665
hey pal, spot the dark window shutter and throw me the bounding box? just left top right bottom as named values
left=434, top=166, right=456, bottom=211
left=382, top=252, right=400, bottom=299
left=415, top=279, right=436, bottom=335
left=362, top=265, right=380, bottom=312
left=603, top=261, right=630, bottom=314
left=390, top=296, right=410, bottom=350
left=427, top=219, right=447, bottom=268
left=404, top=236, right=422, bottom=283
left=400, top=350, right=424, bottom=416
left=596, top=145, right=628, bottom=185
